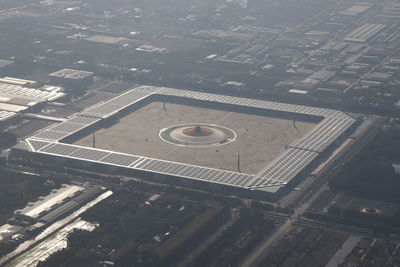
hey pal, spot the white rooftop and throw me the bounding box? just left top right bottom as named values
left=25, top=86, right=358, bottom=191
left=19, top=185, right=84, bottom=219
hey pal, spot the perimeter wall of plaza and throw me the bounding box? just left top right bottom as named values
left=10, top=86, right=362, bottom=200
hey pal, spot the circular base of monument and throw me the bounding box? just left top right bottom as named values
left=159, top=123, right=237, bottom=147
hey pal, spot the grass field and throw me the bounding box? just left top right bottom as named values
left=310, top=189, right=400, bottom=218
left=328, top=193, right=400, bottom=217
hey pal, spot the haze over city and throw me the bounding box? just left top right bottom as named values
left=0, top=0, right=399, bottom=266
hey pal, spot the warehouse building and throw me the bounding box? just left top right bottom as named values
left=344, top=23, right=386, bottom=43
left=0, top=82, right=65, bottom=125
left=14, top=184, right=104, bottom=225
left=339, top=5, right=371, bottom=16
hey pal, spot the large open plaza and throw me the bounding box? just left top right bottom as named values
left=16, top=85, right=359, bottom=194
left=74, top=101, right=317, bottom=174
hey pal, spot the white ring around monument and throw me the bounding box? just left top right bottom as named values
left=159, top=123, right=237, bottom=147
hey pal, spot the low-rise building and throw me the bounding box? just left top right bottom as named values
left=49, top=68, right=94, bottom=88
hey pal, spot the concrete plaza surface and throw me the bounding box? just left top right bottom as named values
left=75, top=101, right=316, bottom=174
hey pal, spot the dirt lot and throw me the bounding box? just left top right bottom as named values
left=74, top=101, right=316, bottom=174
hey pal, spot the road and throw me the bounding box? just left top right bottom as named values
left=6, top=118, right=385, bottom=267
left=240, top=182, right=329, bottom=267
left=178, top=210, right=239, bottom=267
left=240, top=219, right=293, bottom=267
left=240, top=119, right=382, bottom=267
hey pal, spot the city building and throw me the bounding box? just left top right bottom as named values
left=49, top=68, right=94, bottom=88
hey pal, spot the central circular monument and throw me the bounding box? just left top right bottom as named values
left=159, top=123, right=237, bottom=147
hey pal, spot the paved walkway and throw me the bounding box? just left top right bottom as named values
left=325, top=236, right=361, bottom=267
